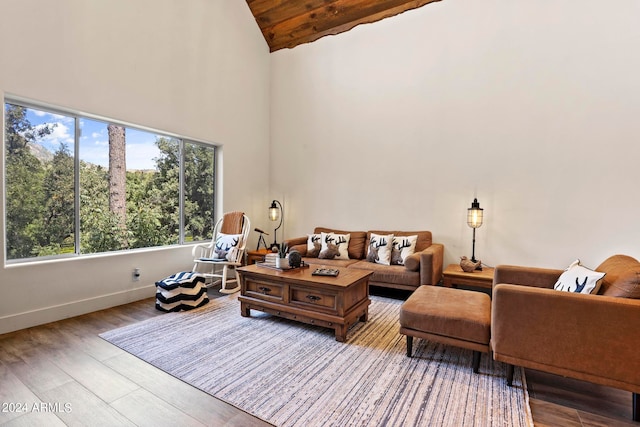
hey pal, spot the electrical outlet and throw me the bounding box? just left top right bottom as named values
left=133, top=268, right=141, bottom=282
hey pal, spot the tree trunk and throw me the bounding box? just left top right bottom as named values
left=108, top=124, right=127, bottom=247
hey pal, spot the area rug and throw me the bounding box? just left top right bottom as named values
left=100, top=295, right=533, bottom=427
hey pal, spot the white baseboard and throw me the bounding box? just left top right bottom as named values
left=0, top=284, right=156, bottom=335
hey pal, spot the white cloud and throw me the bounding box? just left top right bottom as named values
left=34, top=122, right=73, bottom=150
left=127, top=142, right=161, bottom=170
left=33, top=109, right=73, bottom=124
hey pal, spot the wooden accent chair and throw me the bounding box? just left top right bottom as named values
left=192, top=211, right=250, bottom=294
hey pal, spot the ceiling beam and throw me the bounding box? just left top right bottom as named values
left=252, top=0, right=442, bottom=52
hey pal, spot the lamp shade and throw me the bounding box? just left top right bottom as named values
left=269, top=200, right=280, bottom=222
left=467, top=198, right=483, bottom=229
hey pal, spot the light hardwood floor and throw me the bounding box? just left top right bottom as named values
left=0, top=288, right=636, bottom=427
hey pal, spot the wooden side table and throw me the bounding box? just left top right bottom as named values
left=442, top=264, right=495, bottom=291
left=246, top=248, right=272, bottom=265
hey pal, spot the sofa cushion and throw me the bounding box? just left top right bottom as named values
left=306, top=233, right=322, bottom=258
left=367, top=230, right=432, bottom=253
left=314, top=227, right=366, bottom=259
left=404, top=252, right=420, bottom=272
left=301, top=257, right=359, bottom=268
left=554, top=260, right=605, bottom=295
left=391, top=235, right=417, bottom=265
left=606, top=271, right=640, bottom=298
left=319, top=232, right=350, bottom=260
left=596, top=254, right=640, bottom=298
left=289, top=243, right=307, bottom=256
left=366, top=233, right=394, bottom=265
left=349, top=260, right=420, bottom=287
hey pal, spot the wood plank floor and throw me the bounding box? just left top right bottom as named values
left=0, top=288, right=636, bottom=427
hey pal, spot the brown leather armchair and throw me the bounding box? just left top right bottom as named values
left=491, top=255, right=640, bottom=421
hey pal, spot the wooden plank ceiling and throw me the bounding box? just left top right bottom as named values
left=246, top=0, right=442, bottom=52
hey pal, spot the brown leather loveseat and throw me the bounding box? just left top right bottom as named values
left=491, top=254, right=640, bottom=421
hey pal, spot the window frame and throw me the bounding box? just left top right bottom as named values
left=3, top=97, right=217, bottom=264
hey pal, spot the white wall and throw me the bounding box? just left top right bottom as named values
left=270, top=0, right=640, bottom=270
left=0, top=0, right=271, bottom=334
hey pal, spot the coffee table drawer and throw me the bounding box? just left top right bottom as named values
left=244, top=278, right=284, bottom=302
left=290, top=286, right=337, bottom=312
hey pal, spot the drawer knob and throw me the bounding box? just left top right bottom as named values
left=306, top=295, right=321, bottom=302
left=258, top=286, right=271, bottom=294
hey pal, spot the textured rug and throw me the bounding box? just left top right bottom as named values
left=100, top=295, right=533, bottom=427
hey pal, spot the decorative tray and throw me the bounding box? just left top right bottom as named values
left=311, top=268, right=339, bottom=277
left=255, top=261, right=310, bottom=272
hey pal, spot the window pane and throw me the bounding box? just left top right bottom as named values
left=141, top=135, right=180, bottom=248
left=4, top=103, right=75, bottom=260
left=183, top=142, right=215, bottom=242
left=79, top=121, right=180, bottom=253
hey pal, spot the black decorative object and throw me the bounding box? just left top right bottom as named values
left=288, top=250, right=302, bottom=268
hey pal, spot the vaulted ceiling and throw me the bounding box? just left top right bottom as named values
left=246, top=0, right=442, bottom=52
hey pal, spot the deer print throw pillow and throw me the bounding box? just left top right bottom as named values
left=212, top=233, right=243, bottom=261
left=391, top=235, right=417, bottom=265
left=319, top=232, right=351, bottom=260
left=306, top=233, right=322, bottom=258
left=554, top=260, right=605, bottom=294
left=366, top=233, right=394, bottom=265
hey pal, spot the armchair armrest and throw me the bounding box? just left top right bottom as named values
left=493, top=265, right=562, bottom=289
left=405, top=243, right=444, bottom=286
left=492, top=284, right=640, bottom=392
left=191, top=242, right=211, bottom=258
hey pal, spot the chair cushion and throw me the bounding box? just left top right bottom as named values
left=554, top=260, right=605, bottom=295
left=596, top=255, right=640, bottom=298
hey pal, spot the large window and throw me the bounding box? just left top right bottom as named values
left=4, top=100, right=216, bottom=262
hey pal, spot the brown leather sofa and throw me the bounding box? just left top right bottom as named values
left=491, top=254, right=640, bottom=421
left=284, top=227, right=444, bottom=291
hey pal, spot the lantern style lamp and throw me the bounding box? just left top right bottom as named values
left=268, top=199, right=283, bottom=250
left=467, top=198, right=484, bottom=270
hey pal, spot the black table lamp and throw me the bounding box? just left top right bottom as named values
left=268, top=199, right=283, bottom=250
left=467, top=198, right=484, bottom=270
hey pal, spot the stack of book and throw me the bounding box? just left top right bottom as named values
left=263, top=253, right=278, bottom=267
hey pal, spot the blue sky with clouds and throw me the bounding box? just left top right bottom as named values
left=26, top=107, right=162, bottom=170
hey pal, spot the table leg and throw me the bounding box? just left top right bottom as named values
left=335, top=324, right=347, bottom=342
left=240, top=302, right=250, bottom=317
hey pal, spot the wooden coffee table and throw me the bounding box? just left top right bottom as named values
left=237, top=264, right=373, bottom=342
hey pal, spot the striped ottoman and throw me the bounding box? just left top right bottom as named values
left=155, top=272, right=209, bottom=312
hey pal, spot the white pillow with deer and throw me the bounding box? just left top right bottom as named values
left=391, top=235, right=417, bottom=265
left=318, top=232, right=350, bottom=260
left=366, top=233, right=394, bottom=265
left=212, top=233, right=243, bottom=261
left=554, top=259, right=605, bottom=294
left=306, top=233, right=322, bottom=258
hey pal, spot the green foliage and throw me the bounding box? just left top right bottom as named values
left=4, top=103, right=216, bottom=261
left=4, top=104, right=51, bottom=259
